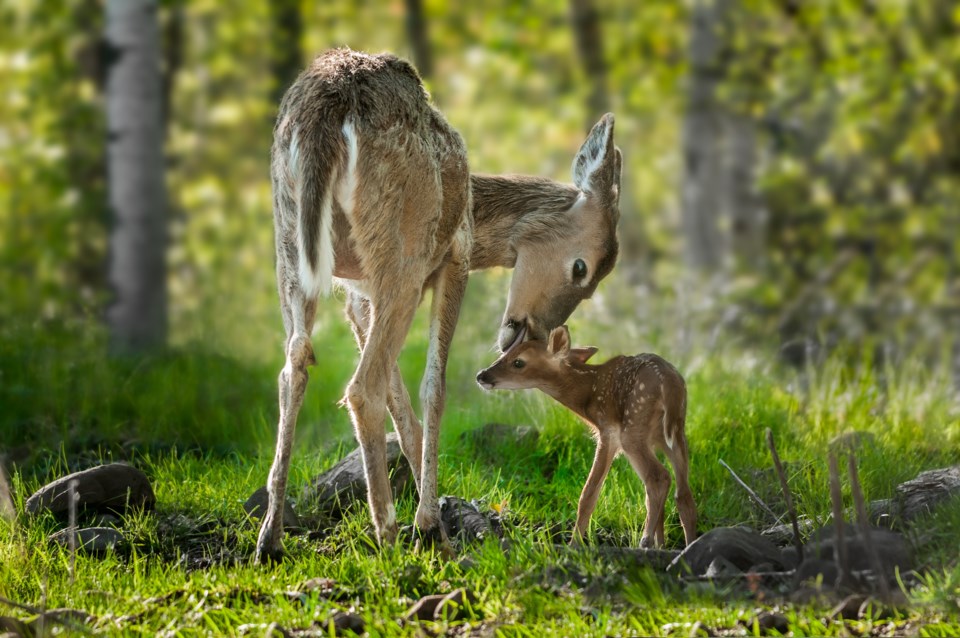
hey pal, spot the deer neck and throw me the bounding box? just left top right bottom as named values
left=469, top=173, right=581, bottom=270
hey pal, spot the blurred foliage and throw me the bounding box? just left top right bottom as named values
left=0, top=0, right=956, bottom=366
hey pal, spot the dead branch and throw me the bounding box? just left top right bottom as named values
left=719, top=459, right=780, bottom=523
left=765, top=428, right=803, bottom=562
left=847, top=452, right=892, bottom=601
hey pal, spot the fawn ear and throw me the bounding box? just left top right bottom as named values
left=572, top=113, right=620, bottom=203
left=547, top=326, right=571, bottom=356
left=568, top=347, right=598, bottom=364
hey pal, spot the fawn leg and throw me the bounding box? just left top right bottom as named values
left=664, top=433, right=697, bottom=545
left=415, top=256, right=468, bottom=541
left=346, top=291, right=423, bottom=493
left=344, top=284, right=421, bottom=544
left=623, top=442, right=671, bottom=548
left=257, top=285, right=317, bottom=563
left=571, top=435, right=618, bottom=544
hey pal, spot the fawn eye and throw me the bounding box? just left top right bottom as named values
left=572, top=259, right=587, bottom=280
left=512, top=359, right=525, bottom=369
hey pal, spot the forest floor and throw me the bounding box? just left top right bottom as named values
left=1, top=324, right=959, bottom=636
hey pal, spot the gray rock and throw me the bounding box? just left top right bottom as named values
left=243, top=487, right=300, bottom=530
left=667, top=526, right=786, bottom=576
left=460, top=423, right=539, bottom=449
left=895, top=465, right=960, bottom=522
left=439, top=496, right=496, bottom=545
left=26, top=463, right=154, bottom=517
left=761, top=517, right=814, bottom=546
left=301, top=432, right=412, bottom=514
left=705, top=556, right=741, bottom=578
left=805, top=522, right=913, bottom=584
left=48, top=527, right=124, bottom=554
left=793, top=558, right=838, bottom=587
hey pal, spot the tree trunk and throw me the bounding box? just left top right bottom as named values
left=404, top=0, right=433, bottom=80
left=269, top=0, right=303, bottom=108
left=723, top=112, right=766, bottom=268
left=681, top=0, right=729, bottom=271
left=105, top=0, right=168, bottom=353
left=569, top=0, right=609, bottom=128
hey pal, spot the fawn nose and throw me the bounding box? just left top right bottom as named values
left=476, top=370, right=494, bottom=389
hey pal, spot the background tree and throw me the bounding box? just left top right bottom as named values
left=104, top=0, right=168, bottom=353
left=269, top=0, right=302, bottom=110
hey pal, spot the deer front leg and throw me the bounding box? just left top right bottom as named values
left=571, top=435, right=618, bottom=545
left=346, top=292, right=423, bottom=492
left=415, top=258, right=468, bottom=542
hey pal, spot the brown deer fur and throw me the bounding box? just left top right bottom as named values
left=476, top=326, right=697, bottom=548
left=257, top=49, right=621, bottom=560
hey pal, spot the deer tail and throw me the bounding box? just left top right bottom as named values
left=288, top=119, right=355, bottom=297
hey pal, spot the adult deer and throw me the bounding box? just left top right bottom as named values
left=256, top=49, right=621, bottom=561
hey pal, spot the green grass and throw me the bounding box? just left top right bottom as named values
left=1, top=317, right=959, bottom=636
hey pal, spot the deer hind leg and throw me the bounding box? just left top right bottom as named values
left=345, top=290, right=423, bottom=492
left=415, top=256, right=469, bottom=539
left=623, top=433, right=671, bottom=549
left=344, top=284, right=421, bottom=544
left=256, top=283, right=317, bottom=563
left=664, top=429, right=697, bottom=546
left=571, top=435, right=618, bottom=545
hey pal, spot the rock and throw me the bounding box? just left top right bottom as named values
left=895, top=465, right=960, bottom=522
left=327, top=611, right=365, bottom=635
left=565, top=545, right=680, bottom=571
left=25, top=463, right=154, bottom=517
left=779, top=546, right=800, bottom=569
left=460, top=423, right=539, bottom=449
left=48, top=527, right=124, bottom=554
left=405, top=588, right=474, bottom=622
left=243, top=487, right=300, bottom=530
left=301, top=433, right=412, bottom=514
left=667, top=527, right=786, bottom=576
left=828, top=430, right=876, bottom=453
left=867, top=499, right=899, bottom=527
left=439, top=496, right=496, bottom=545
left=747, top=611, right=789, bottom=635
left=761, top=517, right=814, bottom=546
left=805, top=523, right=913, bottom=581
left=705, top=556, right=742, bottom=579
left=793, top=558, right=838, bottom=588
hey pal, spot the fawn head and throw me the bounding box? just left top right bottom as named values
left=497, top=114, right=621, bottom=352
left=478, top=325, right=598, bottom=391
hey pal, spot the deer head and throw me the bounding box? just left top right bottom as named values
left=477, top=325, right=598, bottom=391
left=497, top=114, right=621, bottom=352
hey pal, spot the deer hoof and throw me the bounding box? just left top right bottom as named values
left=413, top=524, right=455, bottom=558
left=255, top=524, right=285, bottom=565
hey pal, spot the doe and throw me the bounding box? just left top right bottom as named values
left=476, top=326, right=697, bottom=547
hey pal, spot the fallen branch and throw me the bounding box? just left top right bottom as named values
left=718, top=459, right=780, bottom=523
left=765, top=428, right=803, bottom=562
left=847, top=452, right=892, bottom=601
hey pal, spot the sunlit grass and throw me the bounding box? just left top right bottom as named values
left=1, top=320, right=959, bottom=635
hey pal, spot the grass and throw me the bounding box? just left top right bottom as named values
left=1, top=313, right=959, bottom=636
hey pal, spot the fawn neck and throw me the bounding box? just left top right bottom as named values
left=539, top=360, right=613, bottom=426
left=469, top=174, right=581, bottom=269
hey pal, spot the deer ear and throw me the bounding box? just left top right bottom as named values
left=568, top=347, right=598, bottom=364
left=547, top=326, right=571, bottom=356
left=572, top=113, right=619, bottom=201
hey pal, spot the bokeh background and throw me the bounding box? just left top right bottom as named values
left=2, top=0, right=959, bottom=455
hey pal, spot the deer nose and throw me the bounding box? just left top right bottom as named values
left=498, top=317, right=527, bottom=352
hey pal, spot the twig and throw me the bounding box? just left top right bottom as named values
left=0, top=595, right=94, bottom=634
left=847, top=452, right=892, bottom=601
left=718, top=459, right=780, bottom=523
left=828, top=452, right=853, bottom=590
left=765, top=428, right=803, bottom=562
left=68, top=479, right=78, bottom=586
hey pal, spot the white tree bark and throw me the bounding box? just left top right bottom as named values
left=105, top=0, right=167, bottom=353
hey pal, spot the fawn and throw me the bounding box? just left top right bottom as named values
left=257, top=48, right=621, bottom=560
left=476, top=326, right=697, bottom=547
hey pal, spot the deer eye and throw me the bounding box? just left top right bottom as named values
left=512, top=359, right=525, bottom=369
left=572, top=259, right=587, bottom=280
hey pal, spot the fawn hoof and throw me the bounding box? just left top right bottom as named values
left=639, top=536, right=656, bottom=549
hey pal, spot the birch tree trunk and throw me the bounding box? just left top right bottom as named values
left=105, top=0, right=168, bottom=353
